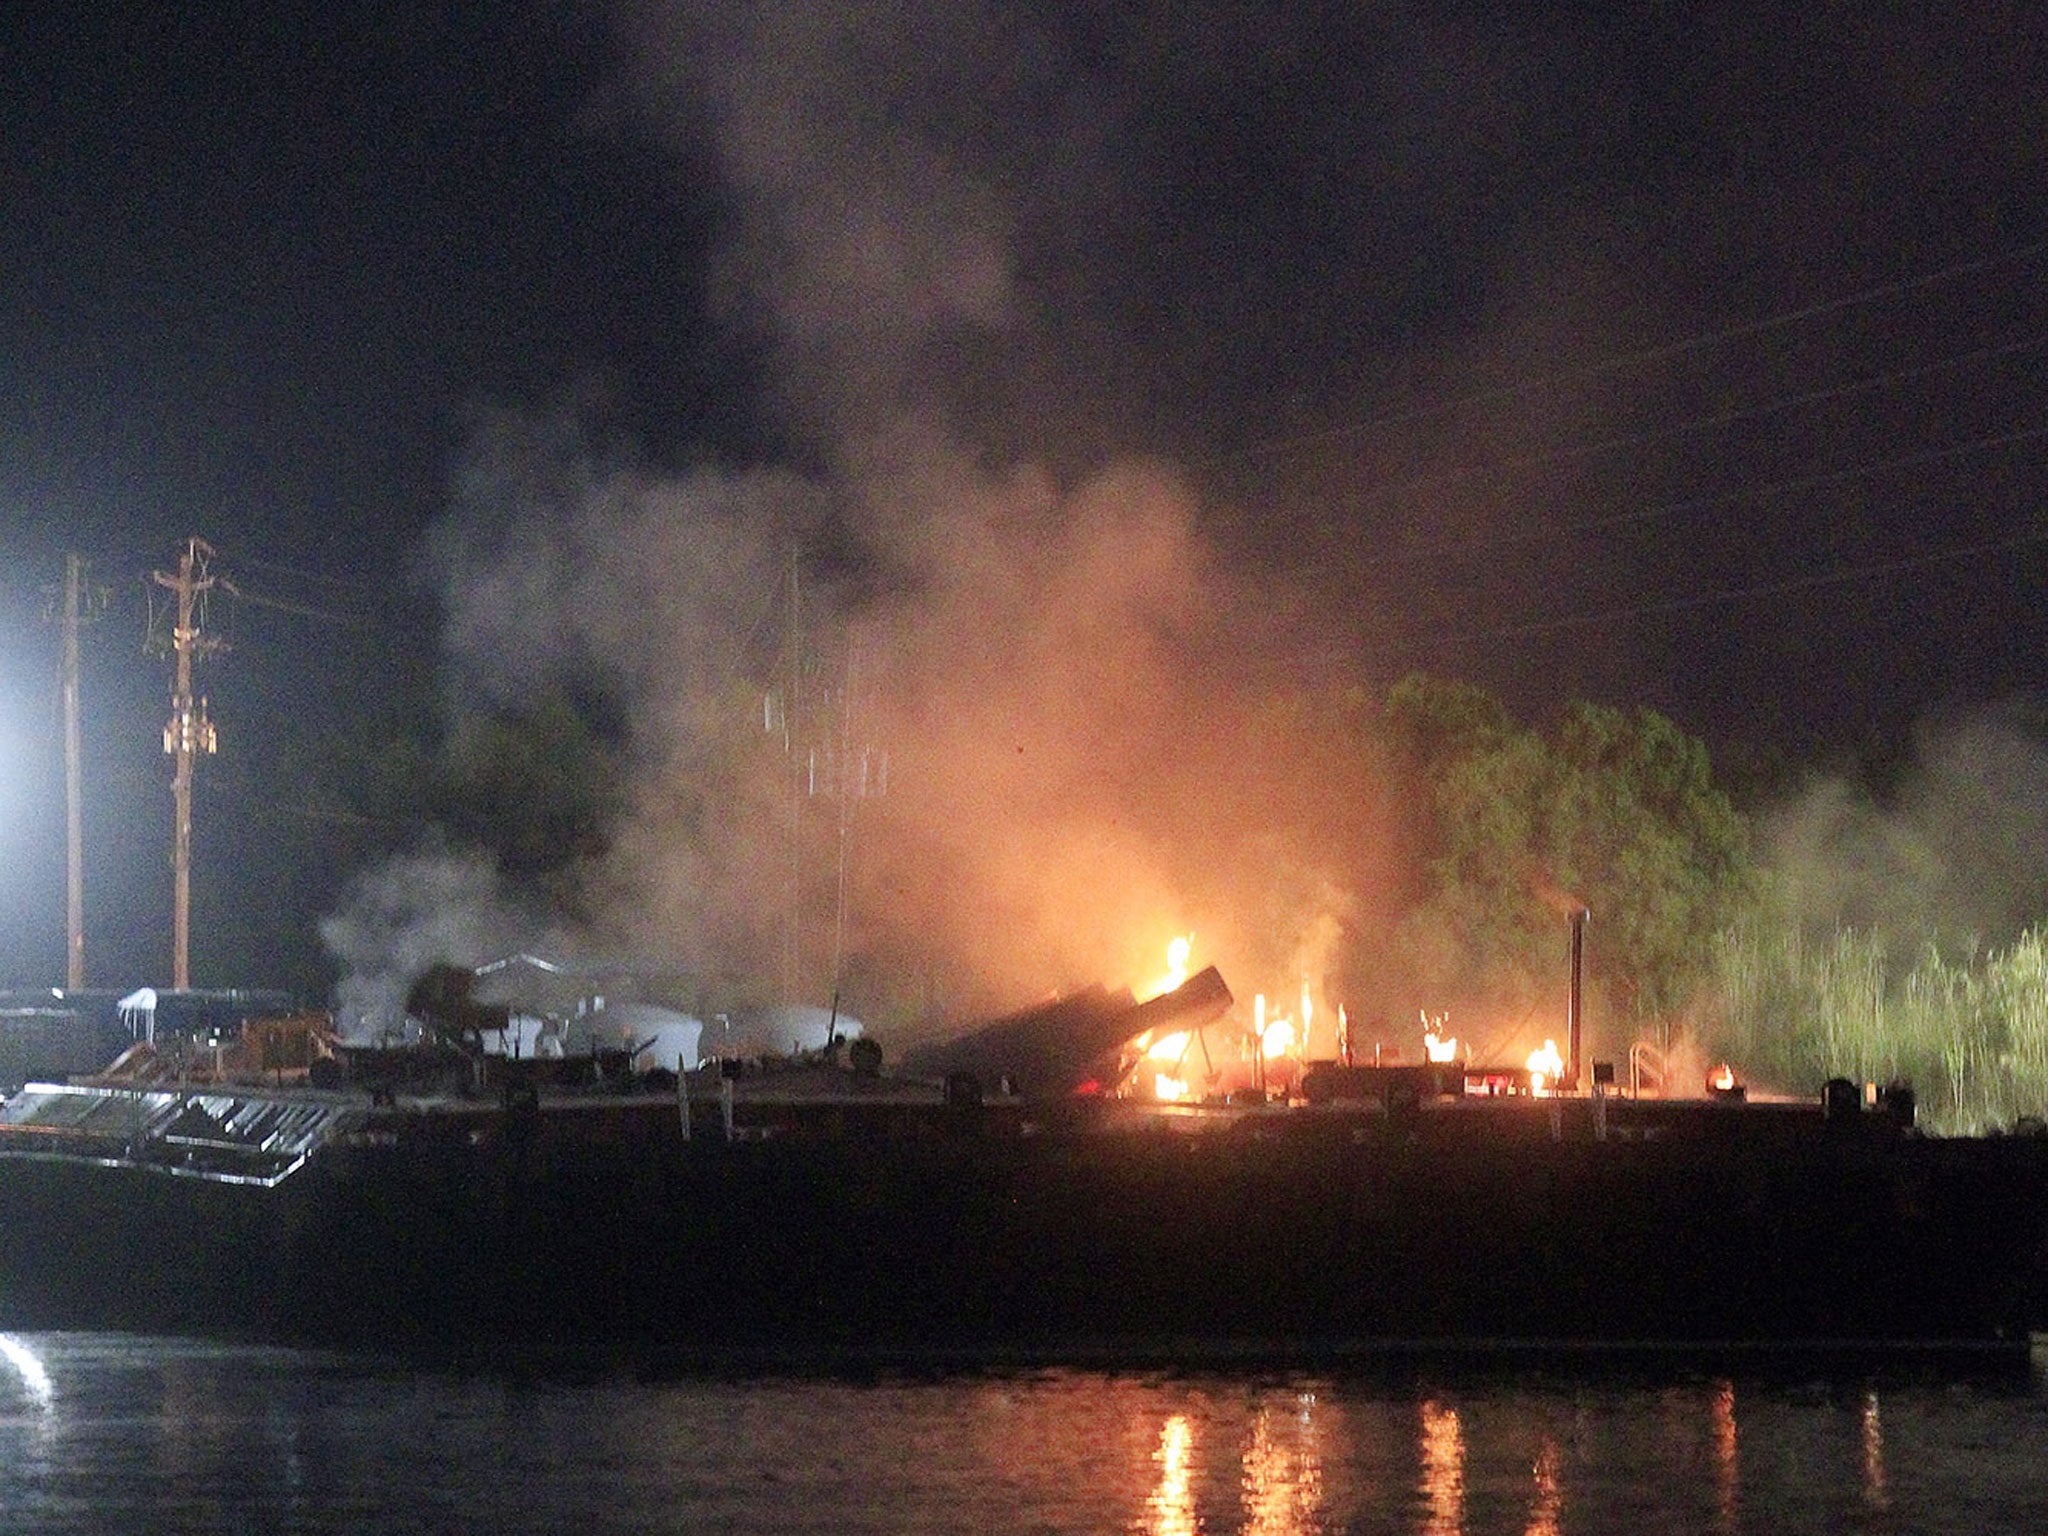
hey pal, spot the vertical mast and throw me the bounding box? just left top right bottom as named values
left=830, top=638, right=857, bottom=995
left=762, top=553, right=889, bottom=1011
left=784, top=549, right=802, bottom=1001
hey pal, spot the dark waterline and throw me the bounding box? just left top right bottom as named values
left=4, top=1332, right=2048, bottom=1534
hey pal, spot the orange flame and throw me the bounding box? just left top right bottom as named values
left=1252, top=993, right=1297, bottom=1060
left=1142, top=934, right=1195, bottom=1001
left=1708, top=1062, right=1738, bottom=1092
left=1142, top=1025, right=1196, bottom=1102
left=1422, top=1010, right=1458, bottom=1063
left=1527, top=1038, right=1565, bottom=1093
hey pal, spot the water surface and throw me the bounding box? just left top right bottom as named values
left=3, top=1334, right=2046, bottom=1533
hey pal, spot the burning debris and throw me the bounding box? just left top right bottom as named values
left=901, top=964, right=1233, bottom=1100
left=1526, top=1040, right=1566, bottom=1096
left=1423, top=1013, right=1458, bottom=1063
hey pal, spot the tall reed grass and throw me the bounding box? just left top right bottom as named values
left=1702, top=923, right=2048, bottom=1134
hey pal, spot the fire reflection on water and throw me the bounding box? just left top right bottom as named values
left=1239, top=1394, right=1324, bottom=1536
left=5, top=1353, right=2031, bottom=1534
left=1712, top=1379, right=1739, bottom=1532
left=1418, top=1399, right=1464, bottom=1536
left=1525, top=1436, right=1562, bottom=1536
left=1147, top=1413, right=1197, bottom=1536
left=1141, top=1394, right=1329, bottom=1536
left=1862, top=1389, right=1888, bottom=1511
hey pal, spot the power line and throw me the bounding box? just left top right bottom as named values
left=224, top=584, right=380, bottom=630
left=1310, top=327, right=2048, bottom=524
left=214, top=792, right=428, bottom=832
left=1217, top=238, right=2048, bottom=466
left=206, top=551, right=433, bottom=643
left=1430, top=523, right=2048, bottom=646
left=1365, top=419, right=2048, bottom=566
left=228, top=550, right=407, bottom=598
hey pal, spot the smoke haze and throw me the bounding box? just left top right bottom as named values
left=318, top=842, right=543, bottom=1037
left=381, top=405, right=1404, bottom=1032
left=1760, top=702, right=2048, bottom=954
left=315, top=2, right=1443, bottom=1030
left=314, top=2, right=2048, bottom=1042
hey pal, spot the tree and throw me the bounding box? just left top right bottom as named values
left=1549, top=701, right=1753, bottom=1019
left=1383, top=674, right=1753, bottom=1034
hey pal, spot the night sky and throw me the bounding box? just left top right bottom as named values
left=3, top=1, right=2045, bottom=1003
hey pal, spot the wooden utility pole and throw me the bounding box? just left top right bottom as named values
left=152, top=538, right=222, bottom=990
left=62, top=554, right=86, bottom=988
left=49, top=554, right=105, bottom=989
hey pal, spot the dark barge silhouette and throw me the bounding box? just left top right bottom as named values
left=2, top=967, right=2045, bottom=1364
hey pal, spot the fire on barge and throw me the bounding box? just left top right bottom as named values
left=1, top=944, right=2045, bottom=1366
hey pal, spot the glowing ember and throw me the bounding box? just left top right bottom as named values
left=1526, top=1038, right=1565, bottom=1093
left=1708, top=1062, right=1739, bottom=1092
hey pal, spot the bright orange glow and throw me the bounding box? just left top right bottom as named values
left=1251, top=994, right=1299, bottom=1061
left=1708, top=1062, right=1738, bottom=1092
left=1526, top=1039, right=1564, bottom=1093
left=1142, top=935, right=1195, bottom=1000
left=1143, top=1026, right=1195, bottom=1101
left=1422, top=1010, right=1457, bottom=1062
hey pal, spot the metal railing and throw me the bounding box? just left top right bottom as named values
left=1628, top=1039, right=1668, bottom=1098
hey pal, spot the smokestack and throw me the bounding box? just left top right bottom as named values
left=1568, top=907, right=1588, bottom=1088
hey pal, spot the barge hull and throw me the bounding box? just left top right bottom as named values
left=2, top=1091, right=2043, bottom=1360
